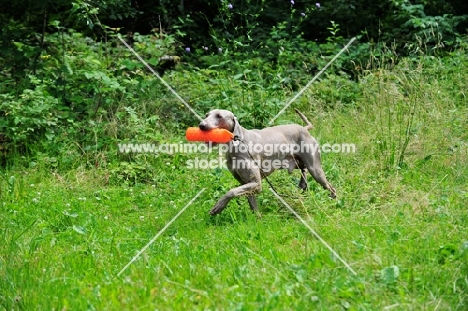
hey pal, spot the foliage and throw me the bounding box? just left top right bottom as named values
left=0, top=87, right=61, bottom=145
left=389, top=0, right=468, bottom=53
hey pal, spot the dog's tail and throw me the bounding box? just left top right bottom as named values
left=294, top=108, right=313, bottom=130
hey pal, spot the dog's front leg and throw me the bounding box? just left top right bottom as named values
left=210, top=182, right=262, bottom=215
left=246, top=196, right=258, bottom=212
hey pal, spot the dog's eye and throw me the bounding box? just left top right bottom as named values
left=216, top=114, right=222, bottom=118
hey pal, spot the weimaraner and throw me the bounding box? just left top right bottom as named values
left=199, top=109, right=336, bottom=215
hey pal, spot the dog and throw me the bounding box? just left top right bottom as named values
left=199, top=109, right=336, bottom=215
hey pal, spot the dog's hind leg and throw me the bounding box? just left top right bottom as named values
left=299, top=147, right=336, bottom=198
left=298, top=168, right=308, bottom=190
left=307, top=164, right=336, bottom=198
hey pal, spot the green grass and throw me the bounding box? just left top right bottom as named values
left=1, top=55, right=468, bottom=310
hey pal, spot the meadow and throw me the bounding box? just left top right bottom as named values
left=1, top=47, right=467, bottom=310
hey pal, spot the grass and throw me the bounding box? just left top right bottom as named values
left=1, top=53, right=468, bottom=310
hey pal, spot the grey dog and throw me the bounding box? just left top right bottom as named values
left=199, top=109, right=336, bottom=215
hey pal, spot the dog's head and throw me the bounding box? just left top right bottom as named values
left=199, top=110, right=242, bottom=139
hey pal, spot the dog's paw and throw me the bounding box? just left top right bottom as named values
left=209, top=203, right=225, bottom=215
left=327, top=185, right=337, bottom=199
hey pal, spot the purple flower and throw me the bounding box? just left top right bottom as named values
left=290, top=0, right=294, bottom=5
left=316, top=2, right=321, bottom=8
left=185, top=47, right=190, bottom=52
left=228, top=3, right=233, bottom=9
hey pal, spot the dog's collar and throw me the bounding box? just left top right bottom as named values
left=231, top=131, right=243, bottom=145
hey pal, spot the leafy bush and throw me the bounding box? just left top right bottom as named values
left=389, top=1, right=468, bottom=53
left=0, top=85, right=61, bottom=145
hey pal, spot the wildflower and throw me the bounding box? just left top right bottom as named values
left=185, top=47, right=191, bottom=52
left=218, top=47, right=223, bottom=53
left=204, top=46, right=209, bottom=51
left=301, top=12, right=306, bottom=16
left=291, top=0, right=294, bottom=4
left=316, top=2, right=320, bottom=8
left=228, top=3, right=233, bottom=9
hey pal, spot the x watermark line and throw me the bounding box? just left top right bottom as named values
left=269, top=188, right=358, bottom=276
left=117, top=35, right=203, bottom=121
left=117, top=188, right=206, bottom=277
left=269, top=37, right=357, bottom=125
